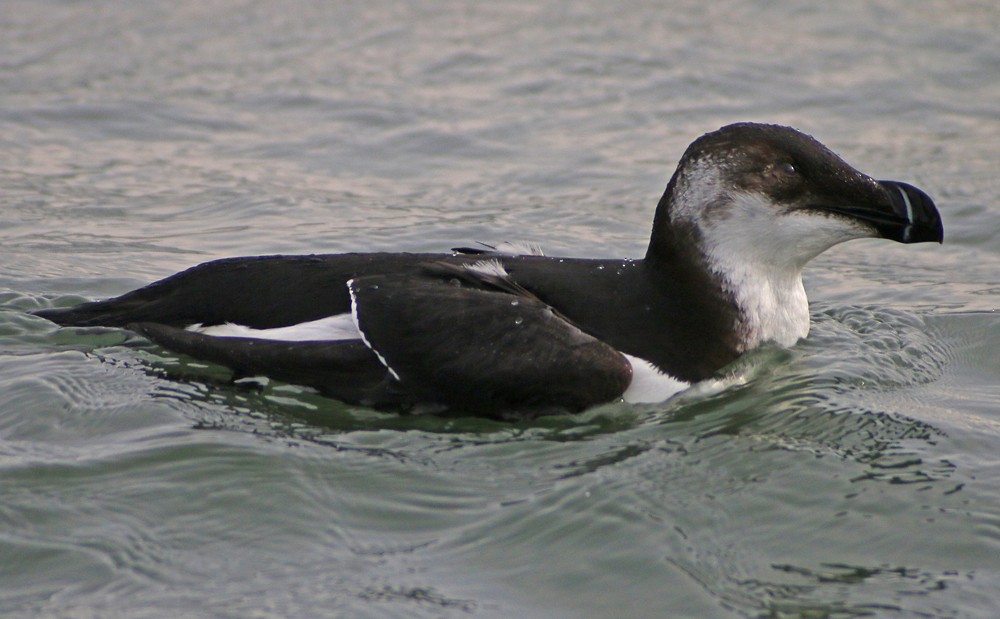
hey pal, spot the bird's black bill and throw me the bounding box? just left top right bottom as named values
left=814, top=180, right=944, bottom=244
left=878, top=180, right=944, bottom=244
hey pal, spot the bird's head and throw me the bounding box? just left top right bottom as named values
left=649, top=123, right=943, bottom=272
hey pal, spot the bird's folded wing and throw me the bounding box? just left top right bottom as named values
left=348, top=269, right=632, bottom=413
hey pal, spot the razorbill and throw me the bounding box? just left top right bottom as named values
left=34, top=123, right=944, bottom=418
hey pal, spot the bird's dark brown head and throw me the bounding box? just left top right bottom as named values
left=648, top=122, right=943, bottom=265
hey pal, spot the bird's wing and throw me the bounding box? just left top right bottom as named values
left=348, top=262, right=632, bottom=414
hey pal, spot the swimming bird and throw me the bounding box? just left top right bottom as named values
left=34, top=123, right=943, bottom=418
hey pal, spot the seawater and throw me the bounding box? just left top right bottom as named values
left=1, top=1, right=998, bottom=617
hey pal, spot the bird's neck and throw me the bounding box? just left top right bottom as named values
left=650, top=234, right=811, bottom=353
left=647, top=219, right=811, bottom=354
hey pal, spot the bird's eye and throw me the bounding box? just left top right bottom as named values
left=776, top=162, right=796, bottom=175
left=764, top=161, right=798, bottom=181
